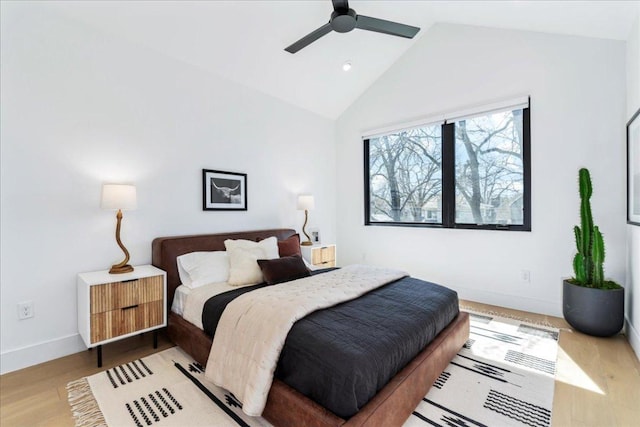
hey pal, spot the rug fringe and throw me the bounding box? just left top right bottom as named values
left=66, top=377, right=107, bottom=427
left=460, top=305, right=559, bottom=330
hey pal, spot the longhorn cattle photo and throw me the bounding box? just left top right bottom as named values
left=202, top=169, right=247, bottom=211
left=210, top=178, right=241, bottom=204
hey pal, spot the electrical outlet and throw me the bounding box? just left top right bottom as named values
left=18, top=301, right=34, bottom=320
left=521, top=270, right=531, bottom=283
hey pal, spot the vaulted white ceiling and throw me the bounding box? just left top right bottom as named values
left=47, top=0, right=639, bottom=119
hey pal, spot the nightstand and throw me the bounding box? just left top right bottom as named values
left=77, top=265, right=167, bottom=367
left=301, top=244, right=336, bottom=268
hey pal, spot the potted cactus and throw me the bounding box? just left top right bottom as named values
left=563, top=168, right=624, bottom=337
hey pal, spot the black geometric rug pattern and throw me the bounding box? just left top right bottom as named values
left=105, top=359, right=154, bottom=389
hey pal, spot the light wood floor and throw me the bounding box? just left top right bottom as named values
left=1, top=301, right=639, bottom=426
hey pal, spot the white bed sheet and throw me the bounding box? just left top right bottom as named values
left=171, top=282, right=238, bottom=330
left=170, top=285, right=190, bottom=316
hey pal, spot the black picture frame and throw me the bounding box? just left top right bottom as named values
left=202, top=169, right=247, bottom=211
left=628, top=108, right=640, bottom=226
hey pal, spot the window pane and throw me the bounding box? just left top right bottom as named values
left=368, top=125, right=442, bottom=223
left=454, top=109, right=524, bottom=225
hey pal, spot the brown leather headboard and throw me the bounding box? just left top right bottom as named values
left=152, top=228, right=297, bottom=311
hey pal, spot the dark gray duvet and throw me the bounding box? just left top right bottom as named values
left=202, top=269, right=459, bottom=419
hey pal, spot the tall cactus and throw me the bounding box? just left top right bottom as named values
left=572, top=168, right=605, bottom=287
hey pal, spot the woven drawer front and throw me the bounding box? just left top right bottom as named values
left=90, top=275, right=163, bottom=314
left=311, top=246, right=336, bottom=265
left=90, top=300, right=163, bottom=343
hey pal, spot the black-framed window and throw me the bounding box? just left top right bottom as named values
left=364, top=103, right=531, bottom=231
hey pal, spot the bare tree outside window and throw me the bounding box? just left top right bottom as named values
left=368, top=125, right=442, bottom=223
left=455, top=110, right=524, bottom=225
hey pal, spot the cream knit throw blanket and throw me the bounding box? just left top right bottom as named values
left=204, top=264, right=407, bottom=416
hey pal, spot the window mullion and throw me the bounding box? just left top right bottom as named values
left=522, top=108, right=532, bottom=231
left=441, top=123, right=455, bottom=228
left=363, top=139, right=372, bottom=225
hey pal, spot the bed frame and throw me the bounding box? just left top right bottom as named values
left=152, top=228, right=469, bottom=427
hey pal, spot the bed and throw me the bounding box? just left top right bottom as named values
left=152, top=228, right=469, bottom=427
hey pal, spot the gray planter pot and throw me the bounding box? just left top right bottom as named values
left=562, top=280, right=624, bottom=337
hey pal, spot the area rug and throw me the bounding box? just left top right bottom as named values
left=67, top=311, right=558, bottom=427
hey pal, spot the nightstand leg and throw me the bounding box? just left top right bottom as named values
left=153, top=330, right=158, bottom=349
left=97, top=345, right=102, bottom=368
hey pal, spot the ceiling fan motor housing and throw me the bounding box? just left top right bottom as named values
left=331, top=8, right=357, bottom=33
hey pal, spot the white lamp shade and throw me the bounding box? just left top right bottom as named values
left=297, top=194, right=315, bottom=211
left=101, top=184, right=137, bottom=210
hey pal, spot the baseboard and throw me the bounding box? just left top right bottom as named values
left=456, top=287, right=562, bottom=318
left=0, top=333, right=86, bottom=375
left=625, top=316, right=640, bottom=362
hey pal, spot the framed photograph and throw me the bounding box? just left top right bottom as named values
left=202, top=169, right=247, bottom=211
left=310, top=228, right=321, bottom=244
left=628, top=108, right=640, bottom=226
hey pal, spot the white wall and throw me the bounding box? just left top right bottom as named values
left=0, top=3, right=336, bottom=373
left=626, top=6, right=640, bottom=360
left=336, top=24, right=627, bottom=318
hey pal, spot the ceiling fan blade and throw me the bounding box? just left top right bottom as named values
left=355, top=15, right=420, bottom=39
left=332, top=0, right=349, bottom=12
left=285, top=22, right=333, bottom=54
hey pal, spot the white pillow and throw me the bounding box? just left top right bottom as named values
left=224, top=237, right=279, bottom=286
left=176, top=260, right=193, bottom=287
left=176, top=251, right=230, bottom=289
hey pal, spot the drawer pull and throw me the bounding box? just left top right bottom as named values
left=121, top=279, right=139, bottom=284
left=122, top=304, right=139, bottom=310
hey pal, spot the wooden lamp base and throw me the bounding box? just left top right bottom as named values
left=301, top=209, right=313, bottom=246
left=109, top=263, right=134, bottom=274
left=109, top=209, right=134, bottom=275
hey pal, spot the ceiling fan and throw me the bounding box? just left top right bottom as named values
left=285, top=0, right=420, bottom=54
